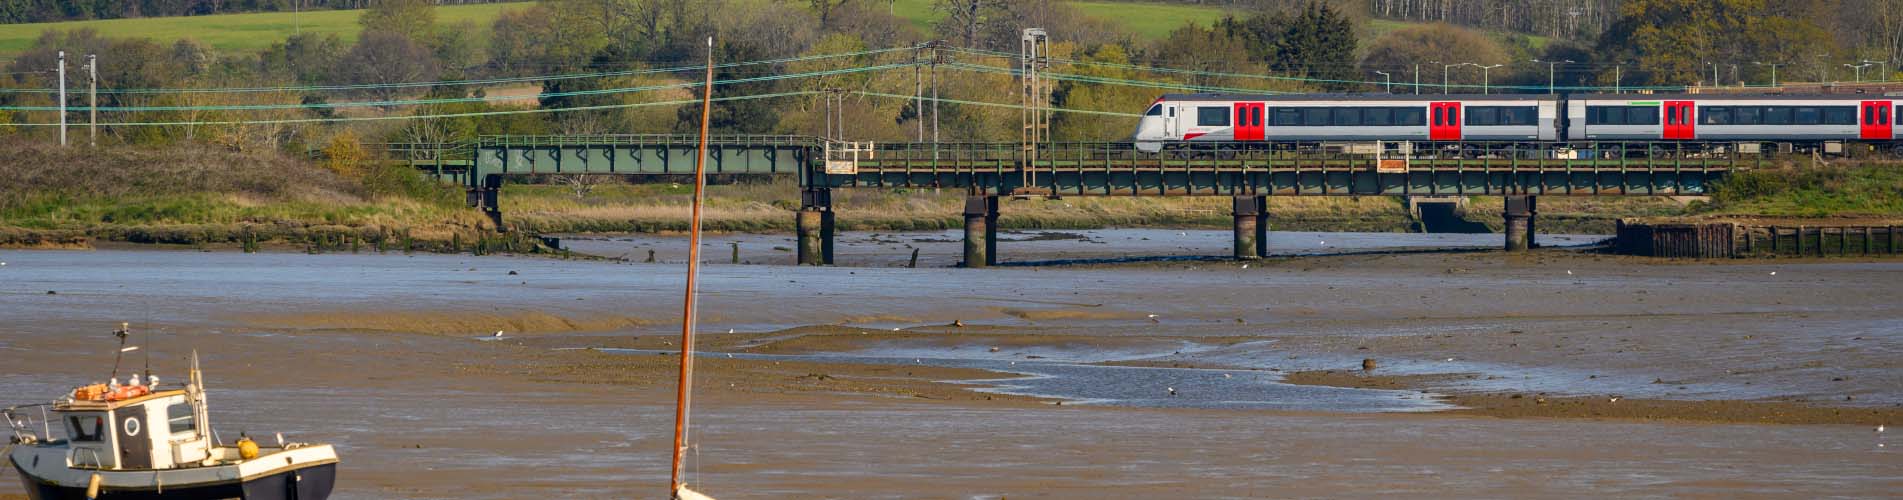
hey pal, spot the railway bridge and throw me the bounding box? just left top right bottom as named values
left=436, top=134, right=1759, bottom=266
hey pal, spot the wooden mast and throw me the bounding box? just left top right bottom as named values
left=670, top=36, right=716, bottom=498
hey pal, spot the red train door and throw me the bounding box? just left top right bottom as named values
left=1233, top=102, right=1264, bottom=141
left=1862, top=101, right=1894, bottom=140
left=1429, top=102, right=1461, bottom=141
left=1662, top=101, right=1696, bottom=140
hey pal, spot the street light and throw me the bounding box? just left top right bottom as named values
left=1753, top=62, right=1784, bottom=88
left=1373, top=70, right=1392, bottom=93
left=1475, top=64, right=1503, bottom=94
left=1863, top=60, right=1890, bottom=82
left=1442, top=62, right=1462, bottom=94
left=1844, top=62, right=1872, bottom=82
left=1706, top=62, right=1720, bottom=88
left=1533, top=58, right=1574, bottom=94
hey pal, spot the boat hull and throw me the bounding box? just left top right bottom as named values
left=13, top=462, right=336, bottom=500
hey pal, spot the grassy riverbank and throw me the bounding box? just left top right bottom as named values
left=7, top=141, right=1896, bottom=251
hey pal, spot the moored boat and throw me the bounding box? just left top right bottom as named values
left=6, top=326, right=337, bottom=500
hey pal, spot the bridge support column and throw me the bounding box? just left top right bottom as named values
left=476, top=175, right=505, bottom=231
left=1232, top=196, right=1268, bottom=260
left=797, top=188, right=833, bottom=266
left=1504, top=195, right=1537, bottom=252
left=963, top=195, right=998, bottom=268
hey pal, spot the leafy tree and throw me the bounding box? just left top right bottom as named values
left=358, top=0, right=436, bottom=42
left=1218, top=2, right=1358, bottom=89
left=338, top=31, right=440, bottom=102
left=258, top=33, right=348, bottom=84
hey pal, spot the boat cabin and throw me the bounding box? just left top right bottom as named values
left=48, top=386, right=212, bottom=471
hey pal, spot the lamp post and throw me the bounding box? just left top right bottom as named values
left=1706, top=62, right=1720, bottom=88
left=1613, top=63, right=1622, bottom=94
left=1412, top=63, right=1422, bottom=95
left=1844, top=62, right=1872, bottom=82
left=1533, top=58, right=1573, bottom=94
left=1441, top=62, right=1461, bottom=94
left=1475, top=64, right=1503, bottom=94
left=1753, top=62, right=1784, bottom=88
left=1373, top=70, right=1392, bottom=93
left=1863, top=60, right=1889, bottom=82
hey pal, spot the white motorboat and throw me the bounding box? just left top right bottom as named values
left=6, top=330, right=337, bottom=500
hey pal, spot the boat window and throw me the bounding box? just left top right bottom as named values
left=67, top=415, right=103, bottom=442
left=166, top=402, right=195, bottom=436
left=1822, top=106, right=1856, bottom=125
left=1196, top=106, right=1230, bottom=127
left=1144, top=104, right=1162, bottom=116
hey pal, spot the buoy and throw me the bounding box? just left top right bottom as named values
left=237, top=435, right=260, bottom=460
left=86, top=473, right=102, bottom=499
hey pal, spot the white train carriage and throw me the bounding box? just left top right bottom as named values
left=1132, top=94, right=1559, bottom=152
left=1566, top=94, right=1897, bottom=143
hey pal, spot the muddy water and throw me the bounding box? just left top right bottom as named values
left=557, top=228, right=1608, bottom=267
left=2, top=244, right=1899, bottom=498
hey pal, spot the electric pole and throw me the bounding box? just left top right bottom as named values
left=87, top=54, right=97, bottom=148
left=57, top=51, right=66, bottom=147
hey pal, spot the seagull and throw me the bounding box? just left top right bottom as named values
left=1566, top=270, right=1574, bottom=275
left=1147, top=314, right=1159, bottom=318
left=1445, top=357, right=1455, bottom=362
left=1769, top=271, right=1777, bottom=276
left=1608, top=396, right=1622, bottom=403
left=1167, top=387, right=1177, bottom=396
left=1879, top=425, right=1887, bottom=433
left=1222, top=373, right=1232, bottom=378
left=1240, top=264, right=1249, bottom=269
left=275, top=432, right=285, bottom=447
left=727, top=328, right=735, bottom=334
left=492, top=330, right=505, bottom=338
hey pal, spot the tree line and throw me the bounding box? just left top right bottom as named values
left=0, top=0, right=511, bottom=24
left=0, top=0, right=1899, bottom=155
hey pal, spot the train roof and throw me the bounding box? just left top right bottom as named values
left=1567, top=93, right=1895, bottom=100
left=1158, top=93, right=1557, bottom=102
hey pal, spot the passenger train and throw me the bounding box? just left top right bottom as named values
left=1131, top=93, right=1899, bottom=153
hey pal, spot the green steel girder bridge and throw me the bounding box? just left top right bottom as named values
left=434, top=134, right=1763, bottom=266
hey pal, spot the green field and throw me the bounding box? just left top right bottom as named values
left=0, top=0, right=1234, bottom=57
left=0, top=2, right=533, bottom=56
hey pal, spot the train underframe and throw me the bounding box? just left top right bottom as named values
left=1149, top=139, right=1903, bottom=160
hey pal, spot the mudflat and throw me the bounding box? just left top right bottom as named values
left=1, top=246, right=1897, bottom=498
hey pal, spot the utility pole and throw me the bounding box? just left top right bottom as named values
left=1534, top=59, right=1573, bottom=94
left=1754, top=62, right=1783, bottom=88
left=1844, top=63, right=1871, bottom=82
left=913, top=43, right=924, bottom=142
left=57, top=51, right=66, bottom=147
left=1373, top=70, right=1391, bottom=93
left=86, top=54, right=96, bottom=147
left=1476, top=64, right=1502, bottom=94
left=1019, top=28, right=1049, bottom=194
left=1412, top=63, right=1420, bottom=95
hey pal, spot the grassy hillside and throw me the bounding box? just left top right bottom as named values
left=0, top=1, right=1232, bottom=57
left=0, top=2, right=532, bottom=56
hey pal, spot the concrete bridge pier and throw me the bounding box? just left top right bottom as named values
left=1504, top=195, right=1538, bottom=252
left=962, top=195, right=999, bottom=267
left=797, top=188, right=834, bottom=266
left=1232, top=196, right=1269, bottom=260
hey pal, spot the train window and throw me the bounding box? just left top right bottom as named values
left=1733, top=106, right=1760, bottom=125
left=1196, top=106, right=1229, bottom=127
left=1332, top=108, right=1362, bottom=126
left=1823, top=106, right=1856, bottom=124
left=1504, top=107, right=1536, bottom=126
left=1395, top=107, right=1425, bottom=126
left=1588, top=106, right=1623, bottom=125
left=1272, top=108, right=1300, bottom=126
left=1666, top=106, right=1678, bottom=125
left=1702, top=107, right=1730, bottom=125
left=1628, top=107, right=1659, bottom=125
left=1793, top=107, right=1821, bottom=125
left=1364, top=107, right=1393, bottom=126
left=1252, top=107, right=1262, bottom=127
left=1145, top=104, right=1162, bottom=116
left=1303, top=108, right=1330, bottom=126
left=1882, top=106, right=1891, bottom=125
left=1466, top=107, right=1499, bottom=126
left=1763, top=107, right=1793, bottom=125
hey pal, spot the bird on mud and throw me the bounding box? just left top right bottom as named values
left=492, top=330, right=505, bottom=338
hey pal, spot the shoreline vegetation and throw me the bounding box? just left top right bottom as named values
left=2, top=141, right=1900, bottom=253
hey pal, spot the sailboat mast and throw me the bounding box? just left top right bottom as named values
left=670, top=35, right=716, bottom=497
